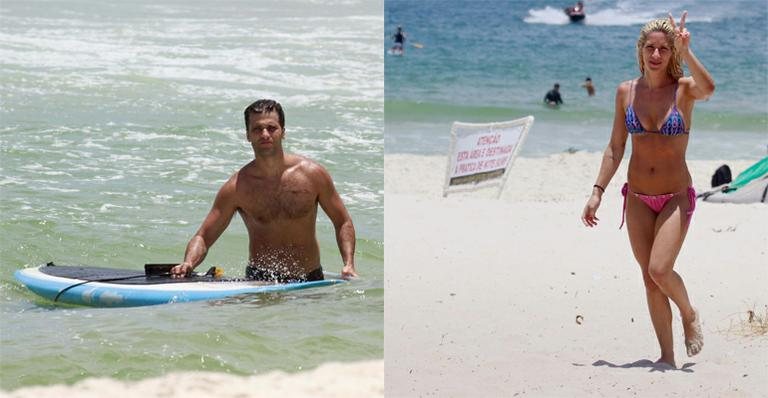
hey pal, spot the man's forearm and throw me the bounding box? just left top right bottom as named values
left=336, top=221, right=356, bottom=266
left=182, top=235, right=209, bottom=269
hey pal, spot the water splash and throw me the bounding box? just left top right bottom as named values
left=524, top=3, right=715, bottom=26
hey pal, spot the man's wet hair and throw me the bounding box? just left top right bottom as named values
left=244, top=99, right=285, bottom=130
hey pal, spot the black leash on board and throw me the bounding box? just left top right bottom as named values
left=51, top=263, right=220, bottom=302
left=52, top=262, right=145, bottom=302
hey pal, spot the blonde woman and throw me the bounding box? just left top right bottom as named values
left=581, top=12, right=715, bottom=367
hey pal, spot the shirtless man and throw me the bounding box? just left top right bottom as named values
left=544, top=83, right=564, bottom=106
left=582, top=77, right=595, bottom=96
left=171, top=99, right=357, bottom=281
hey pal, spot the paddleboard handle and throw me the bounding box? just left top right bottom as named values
left=203, top=266, right=224, bottom=278
left=144, top=263, right=176, bottom=276
left=144, top=264, right=224, bottom=278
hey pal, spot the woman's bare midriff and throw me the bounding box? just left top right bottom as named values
left=627, top=134, right=691, bottom=194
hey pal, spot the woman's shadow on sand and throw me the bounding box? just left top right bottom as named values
left=588, top=359, right=696, bottom=373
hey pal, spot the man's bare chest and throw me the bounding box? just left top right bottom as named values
left=237, top=178, right=317, bottom=223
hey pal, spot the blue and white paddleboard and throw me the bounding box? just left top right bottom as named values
left=15, top=264, right=344, bottom=307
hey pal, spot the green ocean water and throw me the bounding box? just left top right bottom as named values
left=0, top=0, right=383, bottom=390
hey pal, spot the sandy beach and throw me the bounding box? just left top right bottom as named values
left=385, top=152, right=767, bottom=397
left=1, top=360, right=383, bottom=398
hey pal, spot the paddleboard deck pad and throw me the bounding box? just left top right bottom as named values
left=15, top=263, right=344, bottom=307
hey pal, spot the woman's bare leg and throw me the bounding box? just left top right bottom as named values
left=625, top=194, right=676, bottom=366
left=648, top=193, right=702, bottom=356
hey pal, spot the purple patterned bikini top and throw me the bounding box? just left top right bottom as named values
left=625, top=79, right=688, bottom=136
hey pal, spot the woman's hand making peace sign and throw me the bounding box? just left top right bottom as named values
left=669, top=11, right=691, bottom=55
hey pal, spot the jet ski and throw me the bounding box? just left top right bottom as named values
left=564, top=1, right=585, bottom=23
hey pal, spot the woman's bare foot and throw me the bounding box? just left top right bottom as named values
left=655, top=356, right=676, bottom=368
left=684, top=307, right=703, bottom=357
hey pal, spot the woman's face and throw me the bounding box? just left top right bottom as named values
left=642, top=31, right=673, bottom=73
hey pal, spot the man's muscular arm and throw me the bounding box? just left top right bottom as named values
left=315, top=163, right=357, bottom=279
left=171, top=175, right=238, bottom=278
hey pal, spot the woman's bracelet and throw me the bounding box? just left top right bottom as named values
left=593, top=184, right=605, bottom=193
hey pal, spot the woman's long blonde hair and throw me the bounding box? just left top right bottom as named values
left=637, top=18, right=683, bottom=79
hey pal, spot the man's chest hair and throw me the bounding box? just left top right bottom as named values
left=238, top=176, right=318, bottom=222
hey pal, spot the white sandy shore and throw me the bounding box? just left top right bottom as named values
left=385, top=152, right=767, bottom=397
left=1, top=360, right=383, bottom=398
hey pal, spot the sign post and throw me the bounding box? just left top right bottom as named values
left=443, top=116, right=534, bottom=197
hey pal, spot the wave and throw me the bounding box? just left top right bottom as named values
left=385, top=100, right=546, bottom=123
left=386, top=99, right=768, bottom=133
left=524, top=1, right=717, bottom=27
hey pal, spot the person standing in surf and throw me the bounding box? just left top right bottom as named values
left=392, top=25, right=407, bottom=53
left=581, top=13, right=714, bottom=367
left=544, top=83, right=564, bottom=107
left=582, top=77, right=596, bottom=96
left=171, top=99, right=357, bottom=282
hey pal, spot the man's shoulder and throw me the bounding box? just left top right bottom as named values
left=233, top=160, right=255, bottom=179
left=286, top=153, right=319, bottom=168
left=284, top=154, right=335, bottom=192
left=286, top=154, right=330, bottom=178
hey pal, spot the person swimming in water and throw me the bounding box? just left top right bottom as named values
left=544, top=83, right=564, bottom=106
left=581, top=12, right=715, bottom=368
left=582, top=77, right=595, bottom=96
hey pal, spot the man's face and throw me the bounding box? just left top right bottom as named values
left=247, top=111, right=284, bottom=154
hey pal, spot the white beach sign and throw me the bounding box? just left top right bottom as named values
left=443, top=116, right=534, bottom=197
